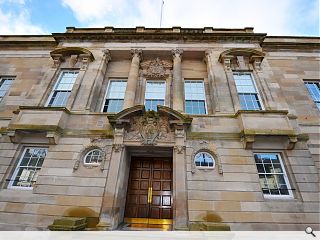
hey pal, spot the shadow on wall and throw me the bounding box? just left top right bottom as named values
left=63, top=207, right=99, bottom=228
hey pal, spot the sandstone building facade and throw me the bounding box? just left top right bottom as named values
left=0, top=27, right=319, bottom=231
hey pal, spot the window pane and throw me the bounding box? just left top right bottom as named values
left=47, top=71, right=78, bottom=107
left=254, top=153, right=291, bottom=197
left=239, top=93, right=262, bottom=110
left=185, top=100, right=206, bottom=114
left=11, top=148, right=47, bottom=188
left=234, top=73, right=263, bottom=110
left=233, top=73, right=257, bottom=93
left=103, top=80, right=127, bottom=112
left=0, top=78, right=13, bottom=100
left=104, top=99, right=124, bottom=113
left=55, top=71, right=78, bottom=91
left=185, top=80, right=206, bottom=100
left=107, top=80, right=127, bottom=99
left=145, top=99, right=164, bottom=111
left=48, top=91, right=70, bottom=107
left=305, top=82, right=320, bottom=110
left=145, top=81, right=166, bottom=100
left=84, top=149, right=102, bottom=165
left=305, top=82, right=320, bottom=101
left=194, top=152, right=215, bottom=168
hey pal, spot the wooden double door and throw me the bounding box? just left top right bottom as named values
left=124, top=157, right=173, bottom=224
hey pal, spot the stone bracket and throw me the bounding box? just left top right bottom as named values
left=241, top=133, right=298, bottom=150
left=241, top=134, right=255, bottom=149
left=6, top=129, right=61, bottom=145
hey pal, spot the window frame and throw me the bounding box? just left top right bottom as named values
left=0, top=76, right=14, bottom=103
left=233, top=72, right=265, bottom=111
left=194, top=151, right=216, bottom=169
left=8, top=147, right=48, bottom=190
left=304, top=81, right=320, bottom=111
left=184, top=79, right=208, bottom=115
left=83, top=148, right=103, bottom=166
left=101, top=79, right=127, bottom=113
left=254, top=152, right=294, bottom=199
left=45, top=70, right=79, bottom=107
left=144, top=80, right=166, bottom=111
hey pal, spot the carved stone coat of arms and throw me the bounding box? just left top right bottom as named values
left=125, top=111, right=173, bottom=145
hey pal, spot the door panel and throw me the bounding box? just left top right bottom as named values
left=124, top=157, right=173, bottom=221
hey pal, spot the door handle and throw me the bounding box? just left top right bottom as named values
left=147, top=187, right=153, bottom=203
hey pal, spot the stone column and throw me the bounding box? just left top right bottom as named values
left=39, top=54, right=63, bottom=106
left=97, top=127, right=125, bottom=230
left=86, top=49, right=111, bottom=111
left=173, top=125, right=189, bottom=230
left=205, top=50, right=220, bottom=112
left=123, top=49, right=142, bottom=109
left=172, top=49, right=184, bottom=112
left=222, top=55, right=240, bottom=112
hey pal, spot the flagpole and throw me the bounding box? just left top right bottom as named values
left=160, top=0, right=164, bottom=28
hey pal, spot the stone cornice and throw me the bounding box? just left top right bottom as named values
left=262, top=36, right=320, bottom=50
left=52, top=28, right=266, bottom=44
left=0, top=35, right=57, bottom=48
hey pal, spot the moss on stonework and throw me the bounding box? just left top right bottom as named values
left=241, top=129, right=296, bottom=136
left=7, top=124, right=63, bottom=133
left=48, top=217, right=87, bottom=231
left=187, top=132, right=241, bottom=140
left=189, top=222, right=231, bottom=231
left=62, top=128, right=114, bottom=138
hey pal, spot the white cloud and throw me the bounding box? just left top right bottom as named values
left=0, top=1, right=47, bottom=35
left=61, top=0, right=126, bottom=23
left=61, top=0, right=318, bottom=36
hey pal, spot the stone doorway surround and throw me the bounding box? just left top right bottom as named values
left=96, top=105, right=192, bottom=230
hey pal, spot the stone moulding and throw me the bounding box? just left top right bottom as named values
left=52, top=31, right=266, bottom=44
left=4, top=106, right=114, bottom=143
left=50, top=47, right=94, bottom=61
left=236, top=110, right=300, bottom=150
left=218, top=48, right=265, bottom=70
left=50, top=47, right=94, bottom=69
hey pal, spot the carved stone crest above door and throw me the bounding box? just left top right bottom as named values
left=125, top=111, right=174, bottom=145
left=107, top=105, right=192, bottom=146
left=140, top=57, right=172, bottom=78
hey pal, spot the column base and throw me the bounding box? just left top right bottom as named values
left=174, top=225, right=189, bottom=231
left=95, top=221, right=112, bottom=231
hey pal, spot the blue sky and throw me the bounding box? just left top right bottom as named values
left=0, top=0, right=319, bottom=36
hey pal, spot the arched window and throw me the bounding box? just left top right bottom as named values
left=194, top=152, right=215, bottom=168
left=84, top=149, right=103, bottom=165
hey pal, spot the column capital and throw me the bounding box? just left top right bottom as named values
left=172, top=48, right=183, bottom=58
left=205, top=49, right=213, bottom=57
left=102, top=49, right=111, bottom=62
left=130, top=49, right=143, bottom=60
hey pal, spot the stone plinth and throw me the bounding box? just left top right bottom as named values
left=48, top=217, right=87, bottom=231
